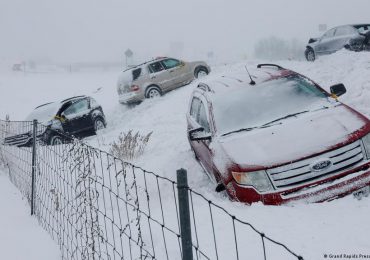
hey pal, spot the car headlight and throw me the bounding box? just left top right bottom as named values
left=362, top=133, right=370, bottom=159
left=232, top=170, right=273, bottom=192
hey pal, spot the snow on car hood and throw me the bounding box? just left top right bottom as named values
left=217, top=104, right=367, bottom=168
left=25, top=102, right=60, bottom=124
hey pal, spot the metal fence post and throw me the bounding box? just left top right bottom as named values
left=177, top=168, right=193, bottom=260
left=31, top=119, right=37, bottom=215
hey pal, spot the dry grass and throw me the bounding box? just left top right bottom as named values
left=109, top=130, right=152, bottom=162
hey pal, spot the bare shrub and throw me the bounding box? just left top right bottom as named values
left=109, top=130, right=152, bottom=161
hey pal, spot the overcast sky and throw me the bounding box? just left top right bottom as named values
left=0, top=0, right=369, bottom=63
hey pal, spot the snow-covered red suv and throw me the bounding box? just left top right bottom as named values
left=187, top=64, right=370, bottom=205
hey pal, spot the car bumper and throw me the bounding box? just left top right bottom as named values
left=3, top=133, right=33, bottom=147
left=118, top=92, right=143, bottom=104
left=229, top=161, right=370, bottom=205
left=119, top=92, right=144, bottom=104
left=2, top=132, right=48, bottom=147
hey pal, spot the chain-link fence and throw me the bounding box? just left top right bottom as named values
left=0, top=119, right=304, bottom=260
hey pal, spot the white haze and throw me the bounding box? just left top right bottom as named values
left=0, top=0, right=369, bottom=64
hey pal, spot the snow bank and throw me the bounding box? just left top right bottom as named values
left=0, top=169, right=61, bottom=260
left=1, top=50, right=370, bottom=259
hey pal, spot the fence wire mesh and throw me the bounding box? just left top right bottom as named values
left=0, top=119, right=303, bottom=260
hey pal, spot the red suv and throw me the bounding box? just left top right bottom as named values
left=187, top=64, right=370, bottom=205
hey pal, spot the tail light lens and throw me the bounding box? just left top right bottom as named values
left=130, top=85, right=140, bottom=91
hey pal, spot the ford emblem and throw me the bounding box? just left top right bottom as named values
left=310, top=159, right=332, bottom=172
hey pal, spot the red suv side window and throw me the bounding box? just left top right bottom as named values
left=190, top=97, right=210, bottom=132
left=198, top=102, right=210, bottom=132
left=190, top=97, right=201, bottom=118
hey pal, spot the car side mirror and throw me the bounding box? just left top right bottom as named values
left=188, top=127, right=212, bottom=141
left=330, top=83, right=347, bottom=97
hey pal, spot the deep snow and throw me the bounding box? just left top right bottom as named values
left=0, top=169, right=61, bottom=260
left=1, top=50, right=370, bottom=259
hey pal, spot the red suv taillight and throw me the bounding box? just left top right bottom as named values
left=130, top=85, right=140, bottom=92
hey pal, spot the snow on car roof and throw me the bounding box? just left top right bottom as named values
left=61, top=95, right=87, bottom=103
left=198, top=66, right=292, bottom=96
left=122, top=57, right=167, bottom=72
left=351, top=23, right=370, bottom=28
left=26, top=96, right=89, bottom=123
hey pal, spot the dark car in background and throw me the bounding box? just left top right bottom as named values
left=3, top=96, right=106, bottom=146
left=305, top=24, right=370, bottom=61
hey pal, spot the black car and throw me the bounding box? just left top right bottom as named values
left=3, top=96, right=106, bottom=146
left=305, top=24, right=370, bottom=61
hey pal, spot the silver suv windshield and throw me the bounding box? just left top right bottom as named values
left=213, top=75, right=331, bottom=136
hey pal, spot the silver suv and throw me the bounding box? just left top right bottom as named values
left=117, top=57, right=210, bottom=104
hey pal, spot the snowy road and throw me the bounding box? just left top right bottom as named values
left=0, top=170, right=60, bottom=260
left=1, top=51, right=370, bottom=259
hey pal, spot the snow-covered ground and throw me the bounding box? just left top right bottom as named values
left=1, top=50, right=370, bottom=259
left=0, top=169, right=61, bottom=260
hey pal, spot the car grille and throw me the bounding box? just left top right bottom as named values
left=266, top=140, right=365, bottom=189
left=3, top=133, right=32, bottom=146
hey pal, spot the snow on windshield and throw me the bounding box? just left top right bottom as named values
left=25, top=102, right=60, bottom=123
left=213, top=75, right=330, bottom=135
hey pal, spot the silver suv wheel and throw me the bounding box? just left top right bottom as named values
left=146, top=87, right=161, bottom=98
left=197, top=70, right=208, bottom=78
left=195, top=67, right=209, bottom=79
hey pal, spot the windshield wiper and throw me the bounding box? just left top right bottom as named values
left=222, top=127, right=259, bottom=137
left=221, top=110, right=312, bottom=137
left=261, top=110, right=309, bottom=127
